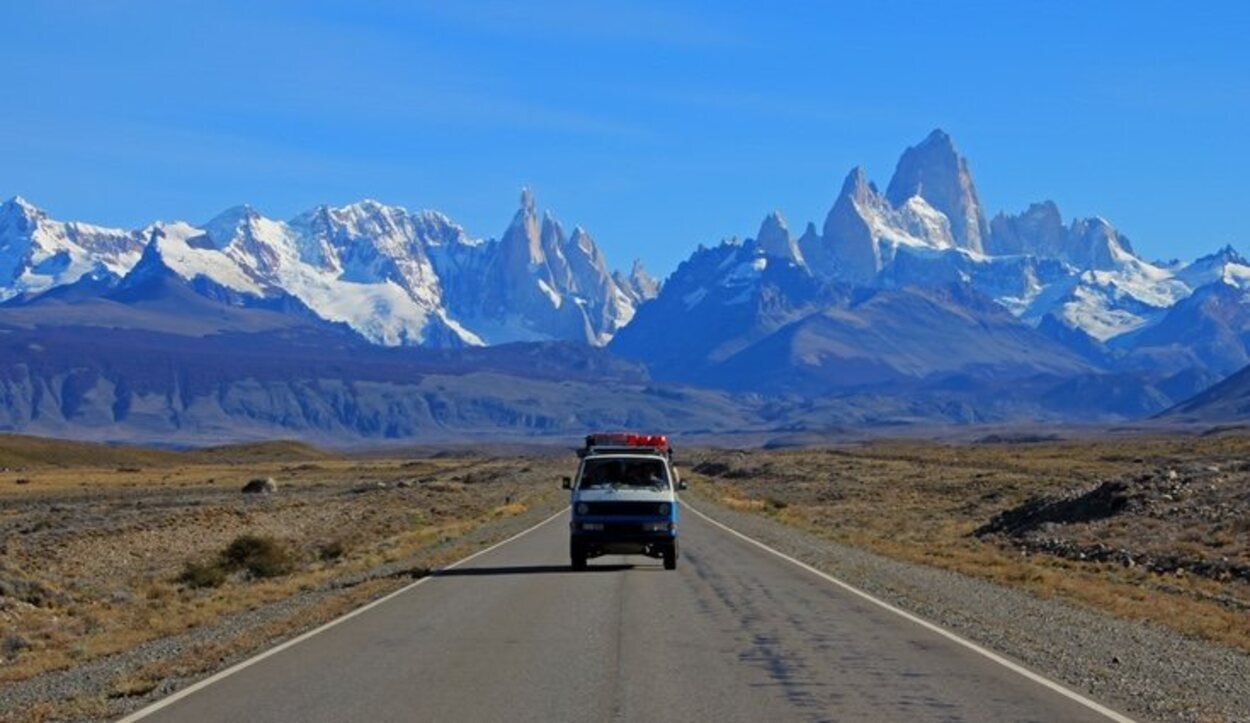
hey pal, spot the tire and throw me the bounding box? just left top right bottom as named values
left=571, top=542, right=588, bottom=571
left=662, top=542, right=677, bottom=570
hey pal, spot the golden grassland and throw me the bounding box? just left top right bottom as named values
left=0, top=436, right=563, bottom=720
left=684, top=434, right=1250, bottom=653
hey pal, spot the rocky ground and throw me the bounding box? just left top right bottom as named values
left=0, top=442, right=564, bottom=722
left=682, top=432, right=1250, bottom=722
left=4, top=432, right=1250, bottom=722
left=976, top=464, right=1250, bottom=586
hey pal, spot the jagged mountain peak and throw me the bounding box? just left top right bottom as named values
left=1023, top=200, right=1062, bottom=221
left=757, top=210, right=788, bottom=236
left=1175, top=242, right=1250, bottom=292
left=0, top=196, right=145, bottom=299
left=567, top=225, right=596, bottom=254
left=1202, top=244, right=1247, bottom=265
left=840, top=166, right=877, bottom=199
left=885, top=129, right=987, bottom=253
left=203, top=204, right=268, bottom=242
left=920, top=127, right=956, bottom=151
left=541, top=211, right=564, bottom=236
left=0, top=189, right=645, bottom=350
left=209, top=203, right=262, bottom=223
left=2, top=195, right=40, bottom=217
left=755, top=210, right=805, bottom=265
left=0, top=197, right=50, bottom=235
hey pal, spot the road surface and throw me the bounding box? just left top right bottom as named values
left=128, top=505, right=1129, bottom=722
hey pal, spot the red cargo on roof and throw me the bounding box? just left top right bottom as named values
left=585, top=432, right=669, bottom=452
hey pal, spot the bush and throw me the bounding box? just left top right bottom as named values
left=176, top=534, right=297, bottom=588
left=177, top=561, right=228, bottom=589
left=317, top=540, right=347, bottom=562
left=220, top=535, right=296, bottom=578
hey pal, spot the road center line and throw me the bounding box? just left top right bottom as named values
left=681, top=500, right=1137, bottom=723
left=117, top=508, right=567, bottom=723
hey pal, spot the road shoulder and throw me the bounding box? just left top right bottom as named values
left=684, top=491, right=1250, bottom=723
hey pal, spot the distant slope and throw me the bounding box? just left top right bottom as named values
left=1156, top=362, right=1250, bottom=422
left=0, top=309, right=765, bottom=444
left=703, top=285, right=1093, bottom=394
left=616, top=268, right=1093, bottom=395
left=0, top=434, right=330, bottom=468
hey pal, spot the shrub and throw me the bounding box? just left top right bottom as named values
left=317, top=540, right=347, bottom=562
left=220, top=535, right=296, bottom=578
left=177, top=561, right=227, bottom=589
left=177, top=534, right=298, bottom=588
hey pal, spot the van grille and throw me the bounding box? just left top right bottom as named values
left=583, top=501, right=666, bottom=516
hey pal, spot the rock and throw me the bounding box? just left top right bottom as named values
left=396, top=480, right=412, bottom=488
left=350, top=481, right=389, bottom=494
left=241, top=477, right=278, bottom=494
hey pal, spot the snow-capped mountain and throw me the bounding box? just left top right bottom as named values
left=0, top=196, right=145, bottom=299
left=3, top=127, right=1248, bottom=425
left=0, top=192, right=656, bottom=348
left=611, top=225, right=1092, bottom=393
left=885, top=129, right=989, bottom=254
left=465, top=189, right=639, bottom=345
left=771, top=130, right=1233, bottom=349
left=614, top=128, right=1250, bottom=409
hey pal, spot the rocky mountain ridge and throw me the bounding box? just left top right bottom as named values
left=3, top=128, right=1250, bottom=437
left=0, top=191, right=658, bottom=348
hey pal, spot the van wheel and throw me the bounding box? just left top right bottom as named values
left=571, top=543, right=587, bottom=571
left=663, top=543, right=677, bottom=570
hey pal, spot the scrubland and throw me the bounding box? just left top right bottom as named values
left=685, top=432, right=1250, bottom=653
left=0, top=437, right=561, bottom=721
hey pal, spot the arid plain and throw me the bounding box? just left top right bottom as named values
left=1, top=431, right=1248, bottom=721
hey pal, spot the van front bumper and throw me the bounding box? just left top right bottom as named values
left=571, top=520, right=676, bottom=555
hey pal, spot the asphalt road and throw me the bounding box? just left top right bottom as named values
left=129, top=506, right=1129, bottom=723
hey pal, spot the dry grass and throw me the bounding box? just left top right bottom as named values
left=0, top=436, right=562, bottom=712
left=685, top=433, right=1250, bottom=653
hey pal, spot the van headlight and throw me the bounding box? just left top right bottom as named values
left=657, top=503, right=671, bottom=515
left=575, top=502, right=589, bottom=515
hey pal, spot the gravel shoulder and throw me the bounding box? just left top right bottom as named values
left=685, top=488, right=1250, bottom=723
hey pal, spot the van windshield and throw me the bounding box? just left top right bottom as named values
left=579, top=458, right=670, bottom=490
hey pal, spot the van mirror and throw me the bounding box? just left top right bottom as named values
left=677, top=480, right=688, bottom=491
left=561, top=476, right=572, bottom=489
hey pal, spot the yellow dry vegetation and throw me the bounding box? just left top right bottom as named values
left=0, top=436, right=563, bottom=720
left=686, top=434, right=1250, bottom=653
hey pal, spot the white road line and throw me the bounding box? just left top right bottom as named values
left=681, top=501, right=1137, bottom=723
left=117, top=508, right=567, bottom=723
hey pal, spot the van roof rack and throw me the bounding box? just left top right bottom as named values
left=580, top=432, right=672, bottom=458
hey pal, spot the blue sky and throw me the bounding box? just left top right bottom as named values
left=2, top=1, right=1247, bottom=274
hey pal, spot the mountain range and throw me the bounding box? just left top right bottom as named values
left=0, top=189, right=658, bottom=348
left=2, top=129, right=1248, bottom=441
